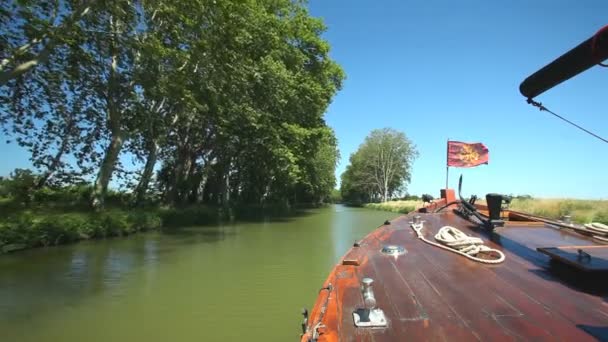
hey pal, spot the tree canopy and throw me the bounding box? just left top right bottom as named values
left=340, top=128, right=417, bottom=204
left=0, top=0, right=344, bottom=209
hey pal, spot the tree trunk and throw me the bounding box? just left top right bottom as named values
left=223, top=170, right=230, bottom=205
left=383, top=180, right=388, bottom=202
left=169, top=146, right=192, bottom=205
left=91, top=15, right=123, bottom=209
left=134, top=140, right=159, bottom=206
left=91, top=132, right=123, bottom=208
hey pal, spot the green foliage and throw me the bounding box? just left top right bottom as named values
left=0, top=208, right=170, bottom=251
left=128, top=211, right=163, bottom=232
left=0, top=212, right=89, bottom=247
left=593, top=210, right=608, bottom=225
left=508, top=198, right=608, bottom=224
left=34, top=214, right=88, bottom=245
left=401, top=194, right=422, bottom=201
left=31, top=184, right=92, bottom=206
left=1, top=169, right=38, bottom=205
left=341, top=128, right=418, bottom=204
left=364, top=201, right=419, bottom=214
left=1, top=0, right=344, bottom=210
left=329, top=189, right=342, bottom=203
left=0, top=0, right=346, bottom=251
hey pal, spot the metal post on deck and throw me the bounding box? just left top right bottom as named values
left=445, top=138, right=450, bottom=190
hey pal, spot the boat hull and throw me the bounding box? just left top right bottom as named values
left=301, top=201, right=608, bottom=341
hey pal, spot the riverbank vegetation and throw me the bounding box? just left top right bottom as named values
left=0, top=1, right=343, bottom=252
left=340, top=128, right=418, bottom=205
left=364, top=200, right=422, bottom=214
left=363, top=196, right=608, bottom=224
left=508, top=198, right=608, bottom=224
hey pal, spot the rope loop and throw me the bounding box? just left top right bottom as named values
left=410, top=223, right=505, bottom=264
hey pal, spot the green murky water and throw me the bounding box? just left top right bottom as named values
left=0, top=205, right=398, bottom=341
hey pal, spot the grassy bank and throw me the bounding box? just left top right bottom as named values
left=364, top=198, right=608, bottom=225
left=508, top=198, right=608, bottom=224
left=0, top=197, right=322, bottom=254
left=0, top=208, right=180, bottom=253
left=364, top=200, right=422, bottom=214
left=0, top=208, right=216, bottom=253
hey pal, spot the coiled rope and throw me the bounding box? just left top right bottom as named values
left=584, top=222, right=608, bottom=234
left=410, top=223, right=505, bottom=264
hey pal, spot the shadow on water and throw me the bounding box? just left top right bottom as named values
left=0, top=204, right=397, bottom=341
left=159, top=206, right=318, bottom=244
left=0, top=205, right=320, bottom=325
left=0, top=239, right=143, bottom=323
left=230, top=205, right=318, bottom=223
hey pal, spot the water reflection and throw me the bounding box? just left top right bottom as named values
left=0, top=205, right=398, bottom=341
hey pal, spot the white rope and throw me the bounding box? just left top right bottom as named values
left=410, top=223, right=505, bottom=264
left=584, top=222, right=608, bottom=234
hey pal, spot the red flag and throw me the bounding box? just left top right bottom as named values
left=447, top=141, right=489, bottom=167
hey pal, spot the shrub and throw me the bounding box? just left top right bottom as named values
left=400, top=194, right=421, bottom=201
left=94, top=211, right=130, bottom=237
left=128, top=211, right=163, bottom=231
left=364, top=201, right=418, bottom=214
left=105, top=190, right=134, bottom=208
left=30, top=184, right=93, bottom=209
left=329, top=189, right=342, bottom=203
left=593, top=210, right=608, bottom=225
left=34, top=214, right=86, bottom=246
left=2, top=169, right=38, bottom=205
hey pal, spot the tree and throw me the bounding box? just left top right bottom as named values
left=0, top=1, right=96, bottom=86
left=341, top=128, right=418, bottom=203
left=1, top=0, right=345, bottom=209
left=1, top=4, right=106, bottom=188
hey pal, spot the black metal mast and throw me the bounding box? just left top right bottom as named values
left=520, top=26, right=608, bottom=99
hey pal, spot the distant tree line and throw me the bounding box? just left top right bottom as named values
left=340, top=128, right=417, bottom=204
left=0, top=0, right=344, bottom=209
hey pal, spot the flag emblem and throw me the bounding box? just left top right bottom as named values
left=447, top=141, right=489, bottom=168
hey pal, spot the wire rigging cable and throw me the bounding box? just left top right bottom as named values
left=526, top=98, right=608, bottom=145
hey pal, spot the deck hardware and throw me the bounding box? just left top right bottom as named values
left=381, top=245, right=407, bottom=256
left=485, top=193, right=509, bottom=228
left=578, top=249, right=591, bottom=261
left=310, top=322, right=325, bottom=341
left=319, top=283, right=333, bottom=293
left=353, top=241, right=361, bottom=247
left=353, top=277, right=387, bottom=327
left=413, top=215, right=421, bottom=224
left=561, top=215, right=572, bottom=224
left=384, top=220, right=391, bottom=225
left=301, top=308, right=309, bottom=335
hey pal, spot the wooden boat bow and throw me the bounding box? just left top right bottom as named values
left=301, top=191, right=608, bottom=341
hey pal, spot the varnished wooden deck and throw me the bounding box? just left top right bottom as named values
left=303, top=211, right=608, bottom=341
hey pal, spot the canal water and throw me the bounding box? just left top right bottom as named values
left=0, top=205, right=398, bottom=341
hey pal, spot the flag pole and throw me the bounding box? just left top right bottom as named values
left=445, top=138, right=449, bottom=190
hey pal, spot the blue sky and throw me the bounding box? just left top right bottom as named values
left=308, top=0, right=608, bottom=199
left=1, top=1, right=606, bottom=199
